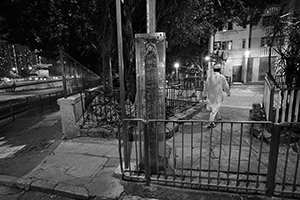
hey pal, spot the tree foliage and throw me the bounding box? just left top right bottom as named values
left=275, top=21, right=300, bottom=87
left=0, top=0, right=280, bottom=91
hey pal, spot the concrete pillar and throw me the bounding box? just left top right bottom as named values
left=57, top=94, right=84, bottom=139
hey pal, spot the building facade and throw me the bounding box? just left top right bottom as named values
left=210, top=0, right=300, bottom=84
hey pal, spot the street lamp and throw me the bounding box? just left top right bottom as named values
left=204, top=56, right=211, bottom=61
left=245, top=50, right=250, bottom=58
left=174, top=62, right=179, bottom=82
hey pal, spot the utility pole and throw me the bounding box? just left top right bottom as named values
left=115, top=0, right=128, bottom=168
left=147, top=0, right=156, bottom=33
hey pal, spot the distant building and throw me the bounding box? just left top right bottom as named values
left=210, top=0, right=300, bottom=84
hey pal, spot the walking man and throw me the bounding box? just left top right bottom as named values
left=203, top=63, right=231, bottom=128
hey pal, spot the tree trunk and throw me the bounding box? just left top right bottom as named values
left=101, top=0, right=113, bottom=91
left=102, top=49, right=112, bottom=91
left=122, top=2, right=136, bottom=103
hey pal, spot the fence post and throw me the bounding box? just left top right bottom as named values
left=266, top=123, right=281, bottom=197
left=268, top=88, right=274, bottom=122
left=144, top=121, right=150, bottom=186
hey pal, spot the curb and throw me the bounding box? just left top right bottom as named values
left=17, top=177, right=90, bottom=200
left=0, top=175, right=90, bottom=200
left=0, top=174, right=18, bottom=188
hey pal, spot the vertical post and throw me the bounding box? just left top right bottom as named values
left=147, top=0, right=156, bottom=33
left=266, top=124, right=281, bottom=197
left=60, top=50, right=67, bottom=98
left=116, top=0, right=128, bottom=168
left=144, top=121, right=150, bottom=186
left=269, top=88, right=275, bottom=122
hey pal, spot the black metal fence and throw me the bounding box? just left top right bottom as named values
left=79, top=81, right=205, bottom=134
left=0, top=91, right=64, bottom=126
left=60, top=50, right=101, bottom=98
left=118, top=119, right=300, bottom=199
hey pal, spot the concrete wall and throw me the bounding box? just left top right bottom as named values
left=0, top=80, right=62, bottom=93
left=57, top=93, right=85, bottom=139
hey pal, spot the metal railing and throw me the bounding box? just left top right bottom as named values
left=79, top=78, right=205, bottom=133
left=60, top=50, right=101, bottom=98
left=79, top=89, right=135, bottom=132
left=118, top=119, right=300, bottom=198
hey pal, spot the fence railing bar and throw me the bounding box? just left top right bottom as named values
left=266, top=124, right=280, bottom=197
left=172, top=122, right=176, bottom=182
left=190, top=122, right=194, bottom=183
left=292, top=141, right=300, bottom=192
left=246, top=124, right=254, bottom=188
left=294, top=91, right=300, bottom=122
left=227, top=123, right=233, bottom=187
left=268, top=88, right=275, bottom=122
left=144, top=121, right=150, bottom=186
left=199, top=121, right=203, bottom=184
left=281, top=91, right=288, bottom=122
left=217, top=123, right=224, bottom=186
left=237, top=123, right=244, bottom=188
left=163, top=121, right=167, bottom=180
left=282, top=127, right=292, bottom=192
left=256, top=124, right=264, bottom=189
left=287, top=90, right=294, bottom=122
left=275, top=90, right=281, bottom=123
left=138, top=121, right=143, bottom=174
left=156, top=121, right=159, bottom=179
left=208, top=127, right=213, bottom=185
left=181, top=124, right=185, bottom=181
left=134, top=123, right=139, bottom=176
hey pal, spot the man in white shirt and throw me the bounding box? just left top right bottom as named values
left=203, top=63, right=231, bottom=128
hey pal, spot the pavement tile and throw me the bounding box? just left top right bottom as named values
left=85, top=168, right=123, bottom=199
left=54, top=141, right=117, bottom=157
left=28, top=154, right=107, bottom=180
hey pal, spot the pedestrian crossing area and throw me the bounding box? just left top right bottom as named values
left=0, top=137, right=26, bottom=159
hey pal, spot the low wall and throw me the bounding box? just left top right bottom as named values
left=0, top=80, right=62, bottom=93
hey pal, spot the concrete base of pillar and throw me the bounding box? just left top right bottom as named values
left=57, top=94, right=85, bottom=139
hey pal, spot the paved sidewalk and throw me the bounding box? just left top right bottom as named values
left=2, top=84, right=290, bottom=200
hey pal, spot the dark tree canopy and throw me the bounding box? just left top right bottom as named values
left=0, top=0, right=280, bottom=75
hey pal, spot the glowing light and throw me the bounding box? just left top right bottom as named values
left=174, top=63, right=179, bottom=69
left=205, top=56, right=211, bottom=61
left=245, top=50, right=250, bottom=58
